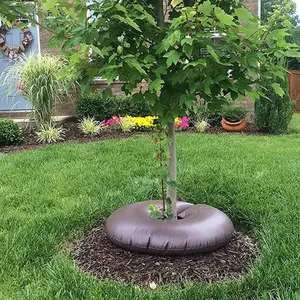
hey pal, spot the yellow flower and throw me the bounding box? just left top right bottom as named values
left=127, top=116, right=157, bottom=128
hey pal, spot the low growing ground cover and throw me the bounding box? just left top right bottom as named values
left=0, top=134, right=299, bottom=299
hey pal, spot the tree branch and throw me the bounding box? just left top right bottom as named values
left=154, top=0, right=165, bottom=27
left=10, top=7, right=55, bottom=33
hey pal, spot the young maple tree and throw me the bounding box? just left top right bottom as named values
left=40, top=0, right=298, bottom=219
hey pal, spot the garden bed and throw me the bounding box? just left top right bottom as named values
left=73, top=226, right=258, bottom=286
left=0, top=118, right=267, bottom=154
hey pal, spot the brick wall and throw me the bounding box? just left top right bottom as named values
left=92, top=80, right=148, bottom=94
left=245, top=0, right=259, bottom=15
left=39, top=0, right=259, bottom=117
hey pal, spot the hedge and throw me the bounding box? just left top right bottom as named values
left=76, top=93, right=152, bottom=121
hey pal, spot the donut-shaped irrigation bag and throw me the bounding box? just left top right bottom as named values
left=105, top=200, right=234, bottom=256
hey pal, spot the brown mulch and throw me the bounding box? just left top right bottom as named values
left=72, top=226, right=258, bottom=287
left=0, top=119, right=268, bottom=154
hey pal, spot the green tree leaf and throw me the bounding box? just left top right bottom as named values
left=198, top=1, right=213, bottom=16
left=112, top=15, right=142, bottom=32
left=171, top=0, right=183, bottom=7
left=183, top=44, right=193, bottom=58
left=124, top=58, right=147, bottom=75
left=215, top=7, right=235, bottom=25
left=164, top=50, right=180, bottom=67
left=285, top=49, right=300, bottom=57
left=149, top=78, right=165, bottom=92
left=234, top=7, right=253, bottom=22
left=207, top=46, right=232, bottom=66
left=180, top=94, right=197, bottom=108
left=115, top=3, right=127, bottom=13
left=271, top=83, right=285, bottom=97
left=133, top=4, right=158, bottom=28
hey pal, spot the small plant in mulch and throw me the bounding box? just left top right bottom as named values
left=194, top=120, right=210, bottom=133
left=36, top=124, right=65, bottom=144
left=119, top=116, right=135, bottom=132
left=78, top=117, right=103, bottom=136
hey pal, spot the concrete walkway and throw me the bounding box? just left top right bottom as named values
left=1, top=115, right=72, bottom=128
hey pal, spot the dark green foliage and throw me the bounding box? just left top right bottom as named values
left=287, top=27, right=300, bottom=70
left=221, top=105, right=248, bottom=122
left=254, top=78, right=295, bottom=133
left=0, top=119, right=22, bottom=146
left=76, top=93, right=152, bottom=121
left=261, top=0, right=299, bottom=26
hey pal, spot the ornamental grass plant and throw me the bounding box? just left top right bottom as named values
left=36, top=124, right=65, bottom=144
left=79, top=117, right=103, bottom=136
left=1, top=54, right=70, bottom=128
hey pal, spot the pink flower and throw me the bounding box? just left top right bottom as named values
left=175, top=116, right=190, bottom=128
left=101, top=116, right=120, bottom=127
left=181, top=116, right=190, bottom=128
left=16, top=80, right=25, bottom=92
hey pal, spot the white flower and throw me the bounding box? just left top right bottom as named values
left=195, top=120, right=209, bottom=133
left=149, top=282, right=157, bottom=290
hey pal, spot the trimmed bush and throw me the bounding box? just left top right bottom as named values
left=0, top=119, right=22, bottom=146
left=76, top=93, right=152, bottom=121
left=254, top=77, right=295, bottom=134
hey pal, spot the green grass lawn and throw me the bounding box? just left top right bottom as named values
left=0, top=134, right=300, bottom=300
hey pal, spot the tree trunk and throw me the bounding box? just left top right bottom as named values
left=154, top=0, right=165, bottom=26
left=167, top=122, right=177, bottom=220
left=154, top=1, right=177, bottom=218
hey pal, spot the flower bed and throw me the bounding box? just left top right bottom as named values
left=100, top=116, right=191, bottom=131
left=0, top=116, right=266, bottom=154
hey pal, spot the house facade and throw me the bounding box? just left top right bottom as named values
left=0, top=0, right=261, bottom=117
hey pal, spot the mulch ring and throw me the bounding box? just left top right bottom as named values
left=72, top=226, right=259, bottom=287
left=1, top=118, right=268, bottom=154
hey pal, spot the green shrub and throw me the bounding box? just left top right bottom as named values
left=254, top=77, right=295, bottom=134
left=221, top=105, right=248, bottom=122
left=188, top=100, right=225, bottom=126
left=0, top=119, right=22, bottom=146
left=76, top=93, right=152, bottom=121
